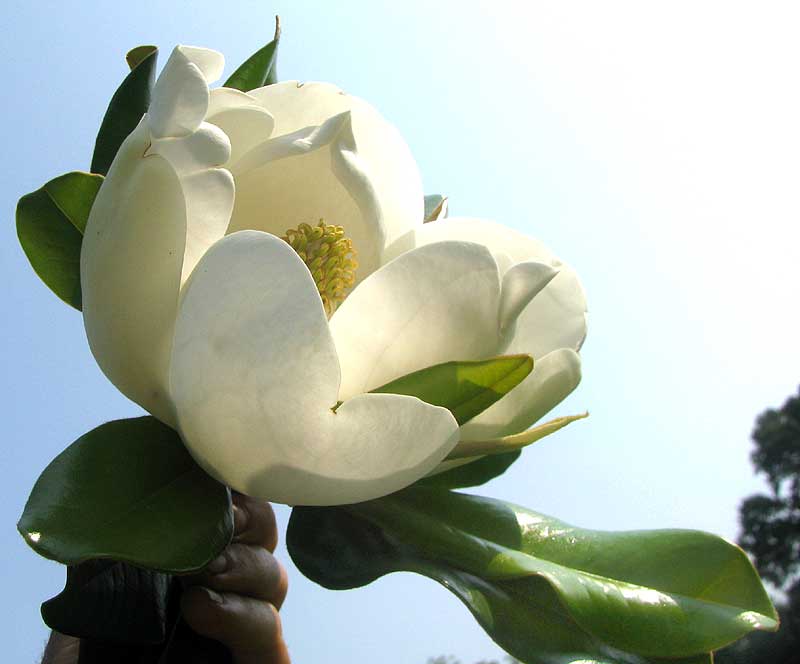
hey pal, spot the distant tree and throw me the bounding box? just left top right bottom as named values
left=716, top=387, right=800, bottom=663
left=426, top=655, right=520, bottom=664
left=738, top=387, right=800, bottom=587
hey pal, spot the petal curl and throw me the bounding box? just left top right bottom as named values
left=227, top=112, right=384, bottom=281
left=145, top=122, right=231, bottom=174
left=387, top=217, right=588, bottom=357
left=149, top=46, right=224, bottom=139
left=206, top=88, right=276, bottom=166
left=247, top=81, right=423, bottom=248
left=169, top=231, right=459, bottom=506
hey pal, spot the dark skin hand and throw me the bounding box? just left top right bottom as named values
left=42, top=495, right=290, bottom=664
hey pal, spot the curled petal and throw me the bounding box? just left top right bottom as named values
left=387, top=217, right=588, bottom=357
left=499, top=261, right=559, bottom=334
left=247, top=81, right=423, bottom=248
left=145, top=122, right=231, bottom=174
left=169, top=231, right=459, bottom=506
left=206, top=88, right=275, bottom=166
left=208, top=106, right=275, bottom=166
left=179, top=46, right=225, bottom=82
left=227, top=112, right=384, bottom=280
left=149, top=46, right=224, bottom=139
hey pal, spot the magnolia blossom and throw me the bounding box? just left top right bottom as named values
left=80, top=46, right=587, bottom=505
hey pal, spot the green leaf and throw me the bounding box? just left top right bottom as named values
left=372, top=354, right=533, bottom=426
left=288, top=488, right=777, bottom=663
left=16, top=171, right=103, bottom=310
left=18, top=417, right=232, bottom=573
left=418, top=450, right=522, bottom=489
left=224, top=16, right=281, bottom=91
left=91, top=45, right=158, bottom=175
left=42, top=559, right=172, bottom=644
left=424, top=194, right=449, bottom=222
left=126, top=45, right=157, bottom=71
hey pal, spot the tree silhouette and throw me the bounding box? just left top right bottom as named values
left=716, top=386, right=800, bottom=663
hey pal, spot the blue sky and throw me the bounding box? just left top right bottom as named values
left=3, top=1, right=799, bottom=662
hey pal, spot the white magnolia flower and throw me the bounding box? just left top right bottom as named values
left=80, top=45, right=587, bottom=505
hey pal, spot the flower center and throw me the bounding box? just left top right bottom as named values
left=281, top=220, right=358, bottom=316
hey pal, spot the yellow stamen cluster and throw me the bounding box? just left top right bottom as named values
left=281, top=220, right=358, bottom=316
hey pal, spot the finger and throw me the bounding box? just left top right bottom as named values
left=232, top=493, right=278, bottom=551
left=181, top=587, right=290, bottom=664
left=197, top=543, right=289, bottom=608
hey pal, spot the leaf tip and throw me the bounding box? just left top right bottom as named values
left=125, top=45, right=158, bottom=71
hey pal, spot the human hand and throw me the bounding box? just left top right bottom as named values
left=181, top=494, right=290, bottom=664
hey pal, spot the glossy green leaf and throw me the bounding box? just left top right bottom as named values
left=424, top=194, right=449, bottom=222
left=18, top=417, right=232, bottom=573
left=288, top=488, right=776, bottom=663
left=372, top=354, right=533, bottom=426
left=16, top=171, right=103, bottom=310
left=419, top=450, right=522, bottom=489
left=91, top=45, right=158, bottom=175
left=224, top=16, right=280, bottom=91
left=42, top=559, right=173, bottom=644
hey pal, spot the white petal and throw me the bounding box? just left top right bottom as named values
left=499, top=261, right=559, bottom=334
left=206, top=88, right=276, bottom=166
left=227, top=112, right=384, bottom=281
left=80, top=121, right=185, bottom=425
left=146, top=122, right=231, bottom=174
left=207, top=106, right=275, bottom=166
left=180, top=168, right=235, bottom=284
left=384, top=216, right=556, bottom=267
left=145, top=122, right=235, bottom=286
left=513, top=264, right=588, bottom=357
left=178, top=46, right=225, bottom=83
left=149, top=46, right=222, bottom=139
left=459, top=348, right=582, bottom=440
left=387, top=217, right=588, bottom=356
left=169, top=231, right=459, bottom=505
left=248, top=81, right=423, bottom=248
left=330, top=241, right=504, bottom=399
left=208, top=87, right=261, bottom=115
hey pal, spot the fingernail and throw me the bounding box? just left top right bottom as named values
left=233, top=503, right=249, bottom=536
left=204, top=588, right=224, bottom=604
left=207, top=554, right=228, bottom=574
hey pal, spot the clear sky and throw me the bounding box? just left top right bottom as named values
left=3, top=1, right=799, bottom=662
